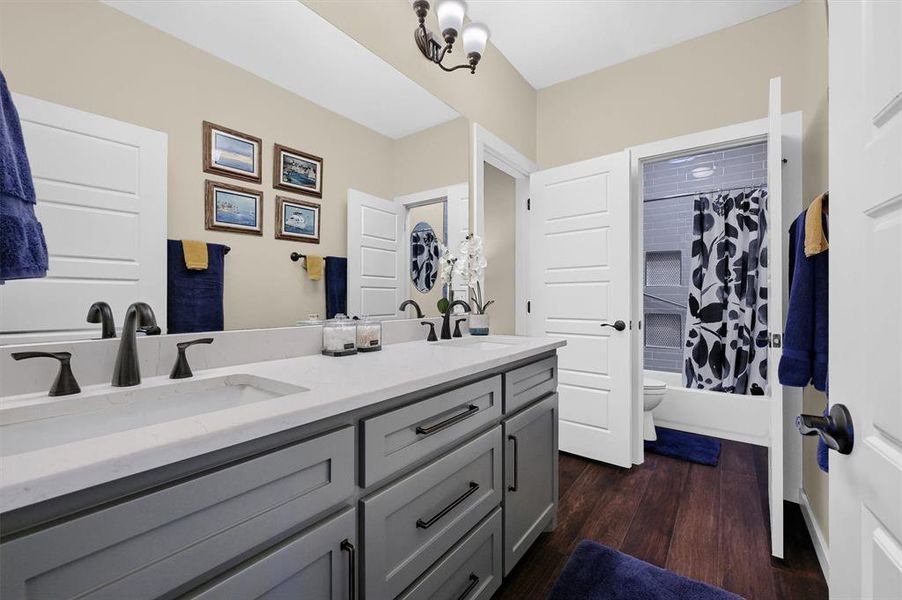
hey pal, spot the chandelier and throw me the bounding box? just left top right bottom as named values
left=412, top=0, right=490, bottom=74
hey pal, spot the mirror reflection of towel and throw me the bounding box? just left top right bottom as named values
left=182, top=240, right=208, bottom=270
left=324, top=257, right=347, bottom=319
left=305, top=255, right=324, bottom=281
left=167, top=240, right=228, bottom=333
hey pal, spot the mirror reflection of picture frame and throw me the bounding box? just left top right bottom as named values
left=275, top=196, right=321, bottom=243
left=273, top=143, right=323, bottom=198
left=410, top=221, right=439, bottom=292
left=204, top=180, right=263, bottom=236
left=202, top=121, right=262, bottom=184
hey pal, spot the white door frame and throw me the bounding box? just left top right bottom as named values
left=471, top=123, right=538, bottom=335
left=628, top=111, right=803, bottom=558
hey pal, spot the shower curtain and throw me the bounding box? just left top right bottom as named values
left=683, top=187, right=769, bottom=395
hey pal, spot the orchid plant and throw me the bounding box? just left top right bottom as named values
left=455, top=234, right=493, bottom=315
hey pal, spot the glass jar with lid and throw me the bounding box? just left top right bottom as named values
left=356, top=316, right=382, bottom=352
left=322, top=314, right=358, bottom=356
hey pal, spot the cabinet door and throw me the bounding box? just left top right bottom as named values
left=185, top=508, right=357, bottom=600
left=503, top=393, right=558, bottom=575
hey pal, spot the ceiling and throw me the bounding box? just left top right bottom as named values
left=102, top=0, right=459, bottom=139
left=466, top=0, right=800, bottom=89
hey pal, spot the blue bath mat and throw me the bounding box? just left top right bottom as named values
left=549, top=540, right=742, bottom=600
left=644, top=427, right=721, bottom=466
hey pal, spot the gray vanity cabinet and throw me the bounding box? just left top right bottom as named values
left=360, top=426, right=502, bottom=600
left=503, top=355, right=557, bottom=414
left=185, top=507, right=357, bottom=600
left=502, top=392, right=559, bottom=575
left=0, top=427, right=355, bottom=600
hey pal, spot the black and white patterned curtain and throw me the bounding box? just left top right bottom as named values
left=683, top=188, right=769, bottom=395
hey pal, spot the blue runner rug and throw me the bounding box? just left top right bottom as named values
left=549, top=540, right=743, bottom=600
left=644, top=427, right=721, bottom=466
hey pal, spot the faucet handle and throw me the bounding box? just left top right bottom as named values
left=453, top=318, right=467, bottom=338
left=11, top=351, right=81, bottom=396
left=170, top=338, right=214, bottom=379
left=420, top=321, right=438, bottom=342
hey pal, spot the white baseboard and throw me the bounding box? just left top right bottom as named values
left=799, top=488, right=830, bottom=582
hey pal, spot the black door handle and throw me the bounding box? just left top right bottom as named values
left=508, top=434, right=519, bottom=492
left=796, top=404, right=854, bottom=455
left=340, top=539, right=357, bottom=600
left=600, top=320, right=626, bottom=332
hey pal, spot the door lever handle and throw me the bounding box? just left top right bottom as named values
left=796, top=404, right=854, bottom=455
left=600, top=320, right=626, bottom=332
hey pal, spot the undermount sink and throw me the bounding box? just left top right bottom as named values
left=0, top=374, right=307, bottom=457
left=434, top=336, right=524, bottom=351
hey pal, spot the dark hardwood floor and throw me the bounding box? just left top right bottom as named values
left=494, top=440, right=828, bottom=600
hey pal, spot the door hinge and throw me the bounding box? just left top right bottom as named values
left=769, top=333, right=783, bottom=348
left=527, top=198, right=531, bottom=211
left=527, top=300, right=531, bottom=313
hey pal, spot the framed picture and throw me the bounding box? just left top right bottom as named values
left=204, top=180, right=263, bottom=236
left=273, top=143, right=323, bottom=198
left=203, top=121, right=262, bottom=183
left=275, top=196, right=321, bottom=243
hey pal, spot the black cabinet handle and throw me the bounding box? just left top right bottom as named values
left=416, top=481, right=479, bottom=529
left=416, top=404, right=479, bottom=435
left=340, top=539, right=357, bottom=600
left=508, top=434, right=519, bottom=492
left=11, top=351, right=81, bottom=396
left=600, top=320, right=626, bottom=331
left=456, top=573, right=480, bottom=600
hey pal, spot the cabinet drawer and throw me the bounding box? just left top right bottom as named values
left=361, top=426, right=502, bottom=600
left=503, top=356, right=557, bottom=414
left=397, top=507, right=502, bottom=600
left=360, top=375, right=502, bottom=487
left=504, top=393, right=558, bottom=575
left=0, top=427, right=355, bottom=600
left=185, top=507, right=356, bottom=600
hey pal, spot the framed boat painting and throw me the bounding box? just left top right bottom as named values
left=273, top=143, right=323, bottom=198
left=202, top=121, right=262, bottom=183
left=275, top=196, right=320, bottom=243
left=204, top=180, right=263, bottom=236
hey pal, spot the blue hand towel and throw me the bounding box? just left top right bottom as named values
left=0, top=69, right=48, bottom=283
left=779, top=210, right=829, bottom=391
left=167, top=240, right=229, bottom=334
left=324, top=256, right=347, bottom=319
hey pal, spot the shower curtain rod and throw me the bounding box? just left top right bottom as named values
left=644, top=183, right=768, bottom=203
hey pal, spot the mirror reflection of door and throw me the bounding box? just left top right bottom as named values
left=407, top=203, right=447, bottom=317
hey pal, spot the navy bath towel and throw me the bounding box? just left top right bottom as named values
left=167, top=240, right=229, bottom=334
left=779, top=210, right=828, bottom=391
left=325, top=256, right=347, bottom=319
left=0, top=69, right=48, bottom=283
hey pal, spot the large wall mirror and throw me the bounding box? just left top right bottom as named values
left=0, top=0, right=469, bottom=345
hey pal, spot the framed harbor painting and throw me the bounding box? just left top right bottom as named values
left=275, top=196, right=320, bottom=243
left=204, top=180, right=263, bottom=236
left=202, top=121, right=262, bottom=183
left=273, top=143, right=323, bottom=198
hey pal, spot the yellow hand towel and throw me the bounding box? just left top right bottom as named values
left=804, top=194, right=829, bottom=257
left=305, top=255, right=324, bottom=281
left=182, top=240, right=208, bottom=270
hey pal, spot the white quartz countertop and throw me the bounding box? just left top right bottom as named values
left=0, top=335, right=563, bottom=513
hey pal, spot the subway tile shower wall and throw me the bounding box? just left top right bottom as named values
left=642, top=142, right=767, bottom=374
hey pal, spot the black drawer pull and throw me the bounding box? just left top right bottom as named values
left=415, top=404, right=479, bottom=435
left=340, top=539, right=357, bottom=600
left=416, top=481, right=480, bottom=529
left=508, top=434, right=519, bottom=492
left=456, top=573, right=480, bottom=600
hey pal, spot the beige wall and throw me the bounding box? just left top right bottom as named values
left=0, top=0, right=467, bottom=330
left=407, top=202, right=446, bottom=318
left=303, top=0, right=536, bottom=162
left=536, top=0, right=829, bottom=537
left=483, top=164, right=515, bottom=335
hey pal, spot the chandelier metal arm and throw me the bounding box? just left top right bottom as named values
left=413, top=4, right=478, bottom=75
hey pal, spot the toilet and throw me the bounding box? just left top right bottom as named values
left=643, top=377, right=668, bottom=441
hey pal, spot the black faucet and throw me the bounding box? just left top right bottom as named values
left=112, top=302, right=160, bottom=387
left=420, top=321, right=438, bottom=342
left=440, top=300, right=471, bottom=340
left=453, top=317, right=467, bottom=338
left=86, top=301, right=116, bottom=339
left=399, top=299, right=424, bottom=319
